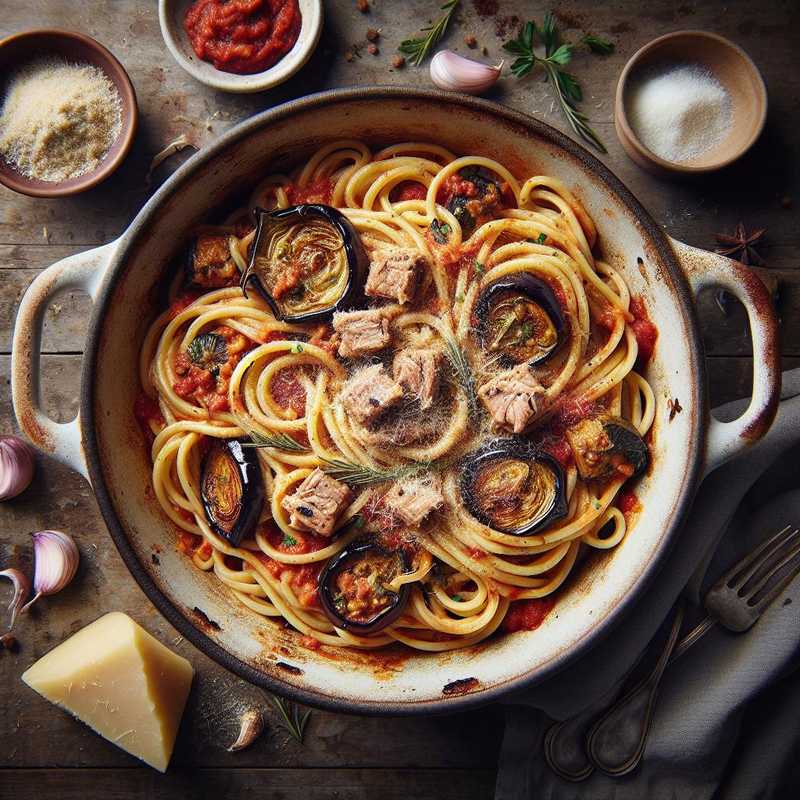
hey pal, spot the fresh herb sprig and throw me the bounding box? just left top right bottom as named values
left=270, top=694, right=311, bottom=744
left=399, top=0, right=460, bottom=66
left=320, top=458, right=431, bottom=487
left=503, top=14, right=614, bottom=152
left=443, top=336, right=480, bottom=420
left=242, top=430, right=310, bottom=453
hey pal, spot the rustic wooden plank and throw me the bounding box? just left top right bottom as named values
left=0, top=768, right=497, bottom=799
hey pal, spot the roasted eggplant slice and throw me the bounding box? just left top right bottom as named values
left=460, top=439, right=567, bottom=535
left=201, top=439, right=264, bottom=545
left=446, top=166, right=504, bottom=237
left=319, top=540, right=410, bottom=634
left=476, top=275, right=564, bottom=366
left=565, top=416, right=649, bottom=480
left=189, top=234, right=238, bottom=288
left=242, top=204, right=368, bottom=323
left=188, top=332, right=228, bottom=374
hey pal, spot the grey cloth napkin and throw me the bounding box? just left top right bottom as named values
left=496, top=368, right=800, bottom=800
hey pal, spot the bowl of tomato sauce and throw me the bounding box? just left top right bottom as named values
left=159, top=0, right=322, bottom=92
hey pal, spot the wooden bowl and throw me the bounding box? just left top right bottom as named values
left=615, top=31, right=767, bottom=176
left=0, top=30, right=137, bottom=198
left=158, top=0, right=323, bottom=94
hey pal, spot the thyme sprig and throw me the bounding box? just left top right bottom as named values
left=320, top=458, right=431, bottom=487
left=270, top=694, right=311, bottom=744
left=443, top=335, right=480, bottom=420
left=242, top=430, right=310, bottom=453
left=399, top=0, right=460, bottom=66
left=503, top=14, right=613, bottom=152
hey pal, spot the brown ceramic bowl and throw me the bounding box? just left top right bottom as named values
left=0, top=29, right=138, bottom=197
left=615, top=31, right=767, bottom=176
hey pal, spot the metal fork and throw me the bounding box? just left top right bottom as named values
left=545, top=524, right=800, bottom=781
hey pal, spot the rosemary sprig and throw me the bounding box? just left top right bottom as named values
left=503, top=14, right=612, bottom=153
left=241, top=430, right=310, bottom=453
left=398, top=0, right=460, bottom=66
left=443, top=336, right=480, bottom=419
left=321, top=458, right=430, bottom=487
left=270, top=694, right=311, bottom=744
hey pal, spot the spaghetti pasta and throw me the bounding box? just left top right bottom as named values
left=137, top=140, right=657, bottom=652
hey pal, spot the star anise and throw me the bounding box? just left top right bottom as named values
left=714, top=222, right=766, bottom=266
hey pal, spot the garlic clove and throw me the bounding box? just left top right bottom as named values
left=228, top=709, right=265, bottom=752
left=0, top=568, right=31, bottom=631
left=430, top=50, right=503, bottom=95
left=21, top=530, right=79, bottom=612
left=0, top=436, right=35, bottom=501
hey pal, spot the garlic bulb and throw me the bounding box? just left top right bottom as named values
left=0, top=436, right=35, bottom=501
left=21, top=530, right=79, bottom=612
left=0, top=568, right=31, bottom=630
left=430, top=50, right=503, bottom=95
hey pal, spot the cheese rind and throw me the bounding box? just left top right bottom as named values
left=22, top=611, right=194, bottom=772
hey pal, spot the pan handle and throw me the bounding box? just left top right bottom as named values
left=670, top=238, right=780, bottom=477
left=11, top=240, right=120, bottom=482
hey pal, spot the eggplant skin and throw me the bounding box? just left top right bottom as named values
left=201, top=439, right=264, bottom=546
left=460, top=439, right=568, bottom=536
left=318, top=539, right=410, bottom=635
left=475, top=275, right=565, bottom=366
left=243, top=204, right=369, bottom=323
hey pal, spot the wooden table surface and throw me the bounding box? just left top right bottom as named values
left=1, top=1, right=797, bottom=797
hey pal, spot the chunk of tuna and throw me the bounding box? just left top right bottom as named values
left=364, top=247, right=426, bottom=304
left=341, top=364, right=404, bottom=426
left=332, top=309, right=392, bottom=358
left=392, top=348, right=441, bottom=409
left=190, top=235, right=238, bottom=288
left=281, top=468, right=353, bottom=536
left=383, top=478, right=444, bottom=527
left=478, top=364, right=545, bottom=433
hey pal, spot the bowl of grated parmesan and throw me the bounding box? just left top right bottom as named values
left=0, top=29, right=138, bottom=197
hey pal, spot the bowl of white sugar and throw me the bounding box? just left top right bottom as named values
left=0, top=30, right=138, bottom=197
left=615, top=31, right=767, bottom=176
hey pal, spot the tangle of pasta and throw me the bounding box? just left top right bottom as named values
left=137, top=140, right=657, bottom=652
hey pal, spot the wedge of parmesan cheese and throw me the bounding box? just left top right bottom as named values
left=22, top=612, right=194, bottom=772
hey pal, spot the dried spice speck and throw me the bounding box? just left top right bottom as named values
left=392, top=55, right=406, bottom=69
left=366, top=28, right=380, bottom=42
left=357, top=0, right=369, bottom=12
left=367, top=43, right=379, bottom=55
left=465, top=34, right=478, bottom=48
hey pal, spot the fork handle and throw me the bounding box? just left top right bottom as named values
left=586, top=603, right=686, bottom=777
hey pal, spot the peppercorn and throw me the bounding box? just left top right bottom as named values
left=0, top=633, right=19, bottom=653
left=367, top=28, right=380, bottom=42
left=357, top=0, right=369, bottom=12
left=392, top=55, right=406, bottom=69
left=465, top=34, right=478, bottom=48
left=368, top=43, right=379, bottom=55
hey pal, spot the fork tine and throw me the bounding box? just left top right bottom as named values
left=753, top=552, right=800, bottom=615
left=744, top=531, right=800, bottom=601
left=726, top=525, right=795, bottom=589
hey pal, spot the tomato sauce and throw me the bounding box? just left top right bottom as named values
left=391, top=181, right=427, bottom=202
left=629, top=297, right=658, bottom=366
left=616, top=490, right=641, bottom=518
left=287, top=177, right=334, bottom=205
left=502, top=597, right=556, bottom=633
left=255, top=552, right=321, bottom=608
left=184, top=0, right=301, bottom=75
left=271, top=367, right=306, bottom=417
left=133, top=393, right=164, bottom=445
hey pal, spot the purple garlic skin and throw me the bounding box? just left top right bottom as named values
left=0, top=436, right=35, bottom=501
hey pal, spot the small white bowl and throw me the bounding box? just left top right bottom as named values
left=158, top=0, right=322, bottom=93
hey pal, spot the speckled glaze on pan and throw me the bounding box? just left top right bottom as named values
left=11, top=89, right=780, bottom=715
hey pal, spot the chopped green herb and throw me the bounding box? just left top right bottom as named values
left=430, top=218, right=452, bottom=244
left=451, top=594, right=463, bottom=602
left=282, top=533, right=298, bottom=547
left=474, top=261, right=485, bottom=275
left=455, top=292, right=465, bottom=303
left=537, top=232, right=548, bottom=244
left=352, top=514, right=365, bottom=529
left=290, top=342, right=304, bottom=354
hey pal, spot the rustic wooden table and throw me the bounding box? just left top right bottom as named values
left=1, top=1, right=797, bottom=797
